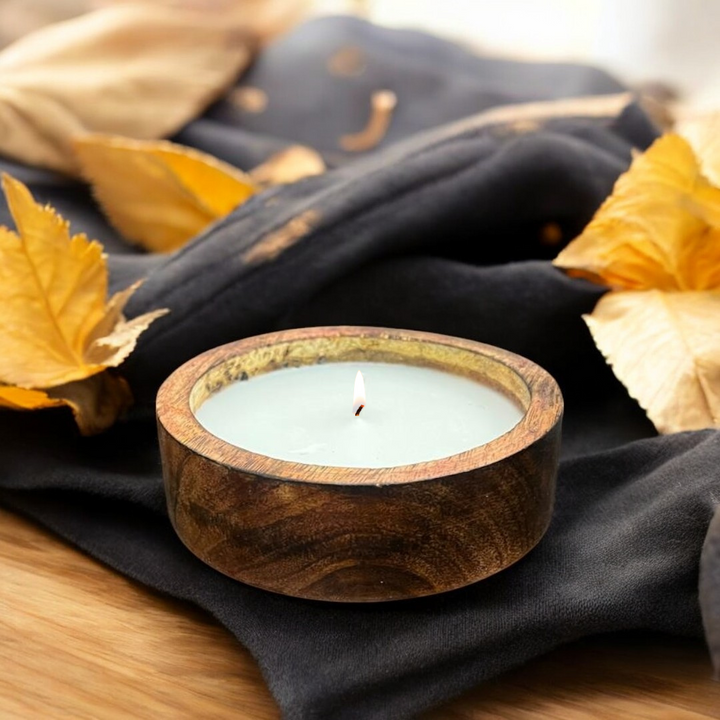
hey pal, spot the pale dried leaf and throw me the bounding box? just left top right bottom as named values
left=74, top=135, right=256, bottom=252
left=86, top=308, right=169, bottom=368
left=105, top=0, right=310, bottom=44
left=0, top=4, right=259, bottom=174
left=585, top=290, right=720, bottom=433
left=249, top=146, right=326, bottom=188
left=84, top=281, right=140, bottom=346
left=554, top=135, right=720, bottom=292
left=678, top=112, right=720, bottom=187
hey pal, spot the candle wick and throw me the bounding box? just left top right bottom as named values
left=354, top=404, right=365, bottom=417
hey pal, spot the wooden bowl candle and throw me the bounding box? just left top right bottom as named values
left=156, top=327, right=563, bottom=602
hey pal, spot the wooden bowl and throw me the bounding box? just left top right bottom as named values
left=156, top=327, right=562, bottom=602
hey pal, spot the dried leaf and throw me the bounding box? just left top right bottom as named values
left=678, top=112, right=720, bottom=188
left=584, top=290, right=720, bottom=433
left=227, top=86, right=269, bottom=114
left=700, top=505, right=720, bottom=678
left=242, top=210, right=320, bottom=265
left=0, top=4, right=256, bottom=174
left=0, top=386, right=63, bottom=411
left=46, top=372, right=134, bottom=436
left=75, top=135, right=327, bottom=252
left=554, top=135, right=720, bottom=292
left=85, top=283, right=168, bottom=368
left=340, top=90, right=397, bottom=152
left=0, top=173, right=167, bottom=434
left=0, top=176, right=107, bottom=387
left=0, top=372, right=133, bottom=434
left=105, top=0, right=310, bottom=41
left=74, top=135, right=257, bottom=252
left=249, top=146, right=326, bottom=188
left=554, top=133, right=720, bottom=433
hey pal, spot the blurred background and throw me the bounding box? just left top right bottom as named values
left=1, top=0, right=718, bottom=111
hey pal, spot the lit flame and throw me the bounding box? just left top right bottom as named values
left=353, top=370, right=365, bottom=417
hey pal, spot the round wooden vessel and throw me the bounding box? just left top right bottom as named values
left=156, top=326, right=563, bottom=602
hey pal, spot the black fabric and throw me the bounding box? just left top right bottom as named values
left=0, top=16, right=717, bottom=720
left=204, top=15, right=625, bottom=154
left=701, top=506, right=720, bottom=676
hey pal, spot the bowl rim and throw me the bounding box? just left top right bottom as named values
left=156, top=326, right=563, bottom=486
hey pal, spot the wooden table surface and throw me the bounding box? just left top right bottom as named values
left=1, top=506, right=718, bottom=720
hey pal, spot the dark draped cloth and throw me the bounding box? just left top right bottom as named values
left=0, top=17, right=717, bottom=720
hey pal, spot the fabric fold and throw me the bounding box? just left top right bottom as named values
left=0, top=16, right=716, bottom=720
left=2, top=430, right=717, bottom=719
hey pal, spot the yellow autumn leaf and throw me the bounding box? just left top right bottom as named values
left=585, top=290, right=720, bottom=433
left=74, top=135, right=327, bottom=252
left=74, top=135, right=257, bottom=253
left=0, top=375, right=133, bottom=436
left=0, top=173, right=167, bottom=434
left=554, top=135, right=720, bottom=291
left=554, top=133, right=720, bottom=434
left=0, top=386, right=63, bottom=411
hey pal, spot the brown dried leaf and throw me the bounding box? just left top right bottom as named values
left=74, top=135, right=257, bottom=252
left=584, top=290, right=720, bottom=433
left=46, top=371, right=134, bottom=436
left=249, top=146, right=326, bottom=188
left=0, top=174, right=167, bottom=433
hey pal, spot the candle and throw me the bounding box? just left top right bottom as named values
left=195, top=362, right=524, bottom=468
left=157, top=327, right=562, bottom=602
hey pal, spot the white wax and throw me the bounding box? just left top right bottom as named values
left=195, top=362, right=524, bottom=468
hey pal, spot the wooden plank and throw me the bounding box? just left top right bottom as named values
left=0, top=508, right=717, bottom=719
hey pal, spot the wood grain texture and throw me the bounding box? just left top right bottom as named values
left=0, top=508, right=277, bottom=720
left=1, top=508, right=718, bottom=720
left=156, top=327, right=563, bottom=602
